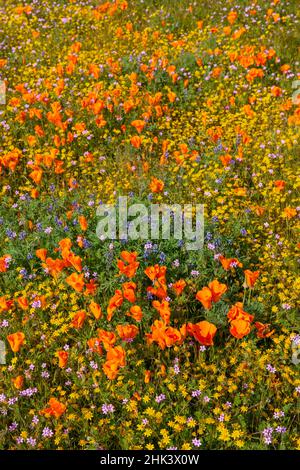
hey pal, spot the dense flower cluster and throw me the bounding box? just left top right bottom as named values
left=0, top=0, right=299, bottom=450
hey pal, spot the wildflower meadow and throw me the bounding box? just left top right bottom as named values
left=0, top=0, right=299, bottom=452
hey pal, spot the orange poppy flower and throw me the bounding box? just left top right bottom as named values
left=65, top=252, right=82, bottom=272
left=274, top=180, right=285, bottom=190
left=57, top=350, right=68, bottom=368
left=128, top=305, right=143, bottom=322
left=227, top=10, right=238, bottom=24
left=196, top=287, right=213, bottom=310
left=0, top=255, right=11, bottom=272
left=244, top=270, right=260, bottom=288
left=43, top=257, right=65, bottom=278
left=233, top=187, right=247, bottom=196
left=59, top=237, right=72, bottom=253
left=40, top=397, right=66, bottom=418
left=168, top=91, right=176, bottom=103
left=120, top=251, right=138, bottom=264
left=107, top=289, right=124, bottom=321
left=149, top=177, right=164, bottom=193
left=254, top=322, right=275, bottom=339
left=144, top=370, right=151, bottom=383
left=122, top=281, right=136, bottom=302
left=102, top=360, right=120, bottom=380
left=130, top=135, right=142, bottom=148
left=97, top=329, right=116, bottom=350
left=84, top=279, right=97, bottom=296
left=71, top=310, right=86, bottom=329
left=12, top=375, right=24, bottom=390
left=7, top=332, right=25, bottom=352
left=16, top=296, right=29, bottom=310
left=35, top=248, right=48, bottom=261
left=89, top=301, right=102, bottom=320
left=187, top=321, right=217, bottom=346
left=87, top=337, right=103, bottom=354
left=152, top=299, right=171, bottom=324
left=106, top=345, right=126, bottom=367
left=131, top=119, right=146, bottom=133
left=0, top=296, right=13, bottom=312
left=66, top=272, right=85, bottom=292
left=164, top=326, right=183, bottom=347
left=172, top=279, right=186, bottom=295
left=117, top=252, right=139, bottom=278
left=117, top=324, right=139, bottom=342
left=78, top=215, right=88, bottom=231
left=144, top=264, right=167, bottom=283
left=208, top=279, right=227, bottom=303
left=145, top=320, right=183, bottom=350
left=145, top=264, right=167, bottom=299
left=230, top=319, right=251, bottom=339
left=220, top=154, right=232, bottom=166
left=147, top=284, right=168, bottom=300
left=282, top=207, right=297, bottom=219
left=271, top=86, right=282, bottom=97
left=145, top=320, right=168, bottom=350
left=219, top=255, right=243, bottom=271
left=227, top=303, right=254, bottom=323
left=29, top=167, right=43, bottom=184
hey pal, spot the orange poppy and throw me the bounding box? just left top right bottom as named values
left=16, top=296, right=29, bottom=310
left=40, top=397, right=66, bottom=418
left=89, top=301, right=102, bottom=320
left=130, top=135, right=142, bottom=148
left=107, top=289, right=124, bottom=321
left=274, top=180, right=285, bottom=190
left=172, top=279, right=186, bottom=295
left=145, top=320, right=183, bottom=350
left=208, top=279, right=227, bottom=303
left=131, top=119, right=146, bottom=133
left=149, top=177, right=164, bottom=193
left=244, top=270, right=260, bottom=288
left=87, top=337, right=103, bottom=354
left=152, top=299, right=171, bottom=324
left=128, top=305, right=143, bottom=322
left=7, top=332, right=25, bottom=352
left=78, top=215, right=88, bottom=231
left=219, top=255, right=243, bottom=271
left=57, top=350, right=68, bottom=368
left=230, top=319, right=251, bottom=339
left=227, top=303, right=254, bottom=323
left=187, top=321, right=217, bottom=346
left=0, top=255, right=11, bottom=273
left=117, top=251, right=139, bottom=278
left=144, top=370, right=151, bottom=383
left=66, top=272, right=85, bottom=292
left=71, top=310, right=86, bottom=329
left=97, top=329, right=116, bottom=350
left=122, top=281, right=136, bottom=303
left=0, top=296, right=13, bottom=312
left=106, top=345, right=126, bottom=367
left=254, top=322, right=275, bottom=339
left=84, top=279, right=97, bottom=296
left=12, top=375, right=24, bottom=390
left=282, top=207, right=297, bottom=219
left=196, top=287, right=213, bottom=310
left=36, top=248, right=48, bottom=261
left=117, top=324, right=139, bottom=342
left=102, top=360, right=120, bottom=380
